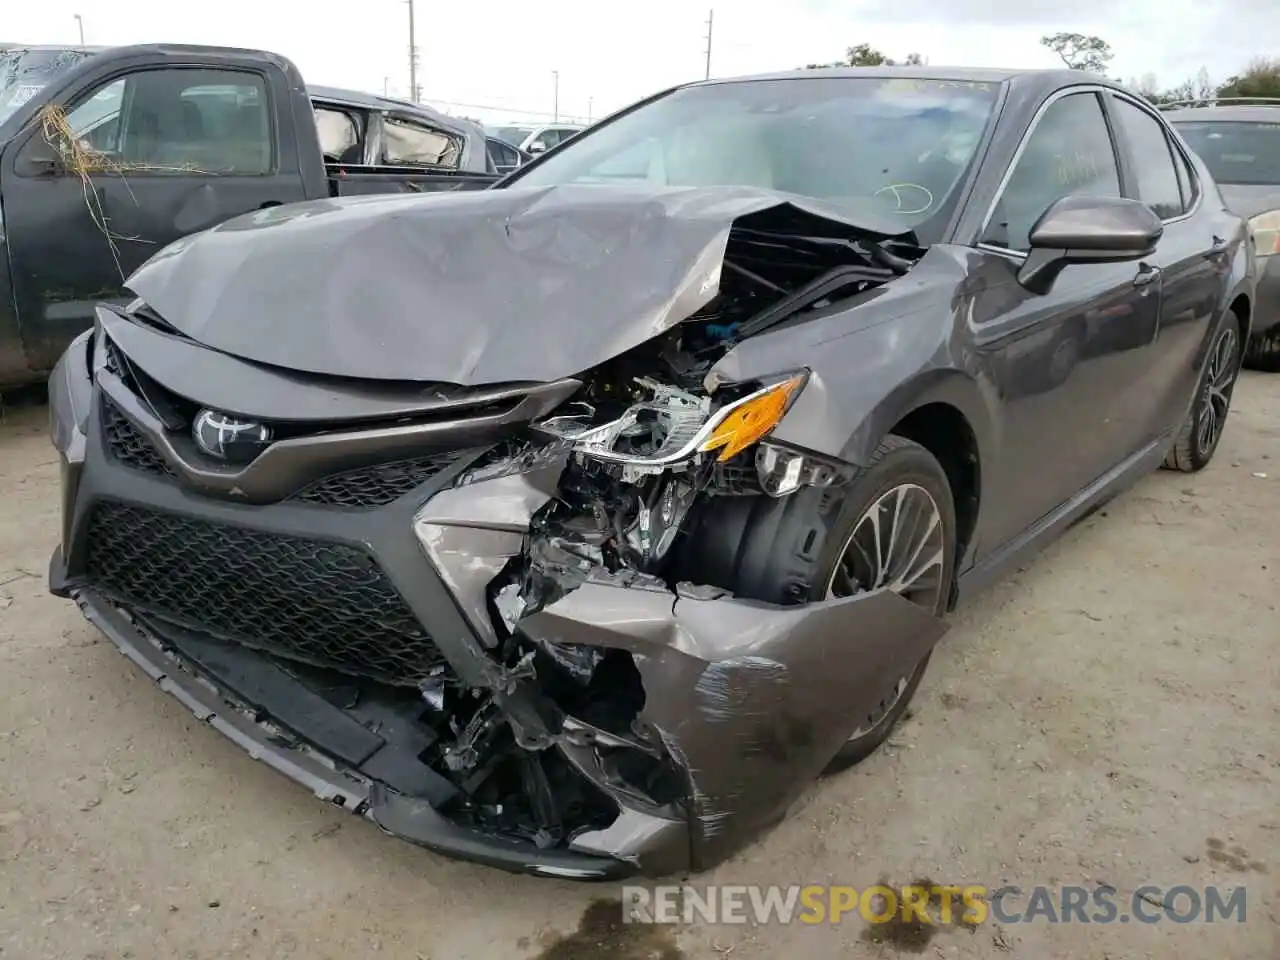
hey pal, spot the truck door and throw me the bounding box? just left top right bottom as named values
left=0, top=59, right=309, bottom=372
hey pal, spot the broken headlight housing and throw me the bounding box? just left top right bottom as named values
left=532, top=371, right=809, bottom=479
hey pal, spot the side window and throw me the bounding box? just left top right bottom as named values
left=1111, top=98, right=1184, bottom=219
left=1170, top=139, right=1199, bottom=212
left=490, top=140, right=517, bottom=167
left=314, top=105, right=361, bottom=161
left=983, top=92, right=1121, bottom=252
left=63, top=78, right=126, bottom=154
left=383, top=115, right=462, bottom=168
left=54, top=68, right=271, bottom=175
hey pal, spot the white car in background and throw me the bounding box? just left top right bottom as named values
left=490, top=122, right=585, bottom=154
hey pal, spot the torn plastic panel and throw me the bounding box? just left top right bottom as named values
left=517, top=571, right=949, bottom=868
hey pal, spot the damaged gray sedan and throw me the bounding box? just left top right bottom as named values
left=47, top=67, right=1254, bottom=878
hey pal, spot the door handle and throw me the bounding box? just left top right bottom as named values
left=1133, top=263, right=1161, bottom=287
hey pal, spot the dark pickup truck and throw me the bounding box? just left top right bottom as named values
left=0, top=43, right=503, bottom=390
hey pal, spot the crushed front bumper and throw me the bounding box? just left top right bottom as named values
left=62, top=581, right=639, bottom=880
left=48, top=322, right=950, bottom=877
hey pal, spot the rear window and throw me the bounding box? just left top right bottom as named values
left=0, top=47, right=95, bottom=125
left=1173, top=120, right=1280, bottom=186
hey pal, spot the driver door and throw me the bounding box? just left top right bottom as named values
left=0, top=61, right=308, bottom=372
left=968, top=91, right=1163, bottom=550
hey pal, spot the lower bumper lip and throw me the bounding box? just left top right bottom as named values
left=67, top=583, right=639, bottom=881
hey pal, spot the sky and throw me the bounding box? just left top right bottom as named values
left=9, top=0, right=1276, bottom=126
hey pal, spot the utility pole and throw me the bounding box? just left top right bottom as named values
left=552, top=70, right=559, bottom=122
left=406, top=0, right=420, bottom=102
left=73, top=13, right=85, bottom=47
left=703, top=9, right=713, bottom=80
left=587, top=96, right=593, bottom=123
left=383, top=76, right=390, bottom=96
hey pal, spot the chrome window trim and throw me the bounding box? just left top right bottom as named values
left=1106, top=89, right=1203, bottom=225
left=977, top=84, right=1118, bottom=245
left=978, top=83, right=1204, bottom=247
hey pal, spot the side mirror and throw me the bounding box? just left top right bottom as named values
left=527, top=141, right=547, bottom=154
left=16, top=135, right=68, bottom=177
left=1017, top=195, right=1163, bottom=295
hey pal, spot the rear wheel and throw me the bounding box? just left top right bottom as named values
left=676, top=435, right=956, bottom=774
left=1243, top=325, right=1280, bottom=372
left=1162, top=313, right=1242, bottom=472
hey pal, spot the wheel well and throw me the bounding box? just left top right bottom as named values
left=890, top=403, right=981, bottom=580
left=1229, top=294, right=1251, bottom=343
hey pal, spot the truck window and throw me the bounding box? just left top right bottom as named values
left=382, top=115, right=462, bottom=168
left=314, top=105, right=362, bottom=162
left=51, top=67, right=272, bottom=175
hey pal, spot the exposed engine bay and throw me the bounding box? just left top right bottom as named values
left=402, top=224, right=924, bottom=854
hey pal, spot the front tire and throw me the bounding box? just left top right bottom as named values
left=676, top=435, right=956, bottom=774
left=1162, top=311, right=1243, bottom=472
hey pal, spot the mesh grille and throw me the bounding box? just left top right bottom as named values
left=101, top=399, right=176, bottom=479
left=290, top=454, right=463, bottom=508
left=83, top=501, right=447, bottom=686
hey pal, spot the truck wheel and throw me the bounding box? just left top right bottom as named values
left=1162, top=312, right=1242, bottom=472
left=1243, top=325, right=1280, bottom=372
left=676, top=435, right=956, bottom=775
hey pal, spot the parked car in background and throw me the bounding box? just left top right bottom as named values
left=485, top=135, right=530, bottom=175
left=0, top=45, right=502, bottom=391
left=490, top=122, right=584, bottom=154
left=1166, top=98, right=1280, bottom=369
left=48, top=66, right=1253, bottom=879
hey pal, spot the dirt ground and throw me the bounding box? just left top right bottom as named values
left=0, top=375, right=1276, bottom=960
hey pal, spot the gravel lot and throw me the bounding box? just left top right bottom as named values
left=0, top=375, right=1276, bottom=960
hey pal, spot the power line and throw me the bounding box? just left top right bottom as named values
left=422, top=97, right=591, bottom=121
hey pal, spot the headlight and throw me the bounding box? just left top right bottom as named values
left=1251, top=209, right=1280, bottom=256
left=533, top=371, right=808, bottom=474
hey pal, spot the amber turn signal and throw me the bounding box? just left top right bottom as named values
left=699, top=375, right=805, bottom=462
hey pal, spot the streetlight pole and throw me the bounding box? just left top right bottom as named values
left=552, top=70, right=559, bottom=122
left=587, top=96, right=593, bottom=123
left=73, top=13, right=85, bottom=47
left=703, top=10, right=713, bottom=80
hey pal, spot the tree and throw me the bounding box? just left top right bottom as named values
left=1217, top=56, right=1280, bottom=100
left=1130, top=72, right=1161, bottom=102
left=846, top=43, right=890, bottom=66
left=1194, top=67, right=1216, bottom=101
left=803, top=43, right=925, bottom=69
left=1040, top=32, right=1114, bottom=74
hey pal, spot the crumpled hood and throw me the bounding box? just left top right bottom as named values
left=125, top=183, right=905, bottom=384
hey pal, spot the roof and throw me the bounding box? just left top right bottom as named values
left=1164, top=105, right=1280, bottom=123
left=692, top=65, right=1128, bottom=101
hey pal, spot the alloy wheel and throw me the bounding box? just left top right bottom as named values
left=1196, top=326, right=1239, bottom=458
left=826, top=483, right=947, bottom=740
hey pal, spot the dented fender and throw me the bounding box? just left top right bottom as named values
left=518, top=574, right=949, bottom=869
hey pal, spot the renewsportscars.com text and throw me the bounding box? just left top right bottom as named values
left=621, top=883, right=1248, bottom=926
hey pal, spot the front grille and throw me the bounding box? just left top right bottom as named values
left=101, top=399, right=175, bottom=479
left=290, top=454, right=463, bottom=508
left=83, top=501, right=447, bottom=686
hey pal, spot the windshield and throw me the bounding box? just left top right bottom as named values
left=510, top=77, right=1002, bottom=241
left=0, top=47, right=95, bottom=126
left=1173, top=120, right=1280, bottom=186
